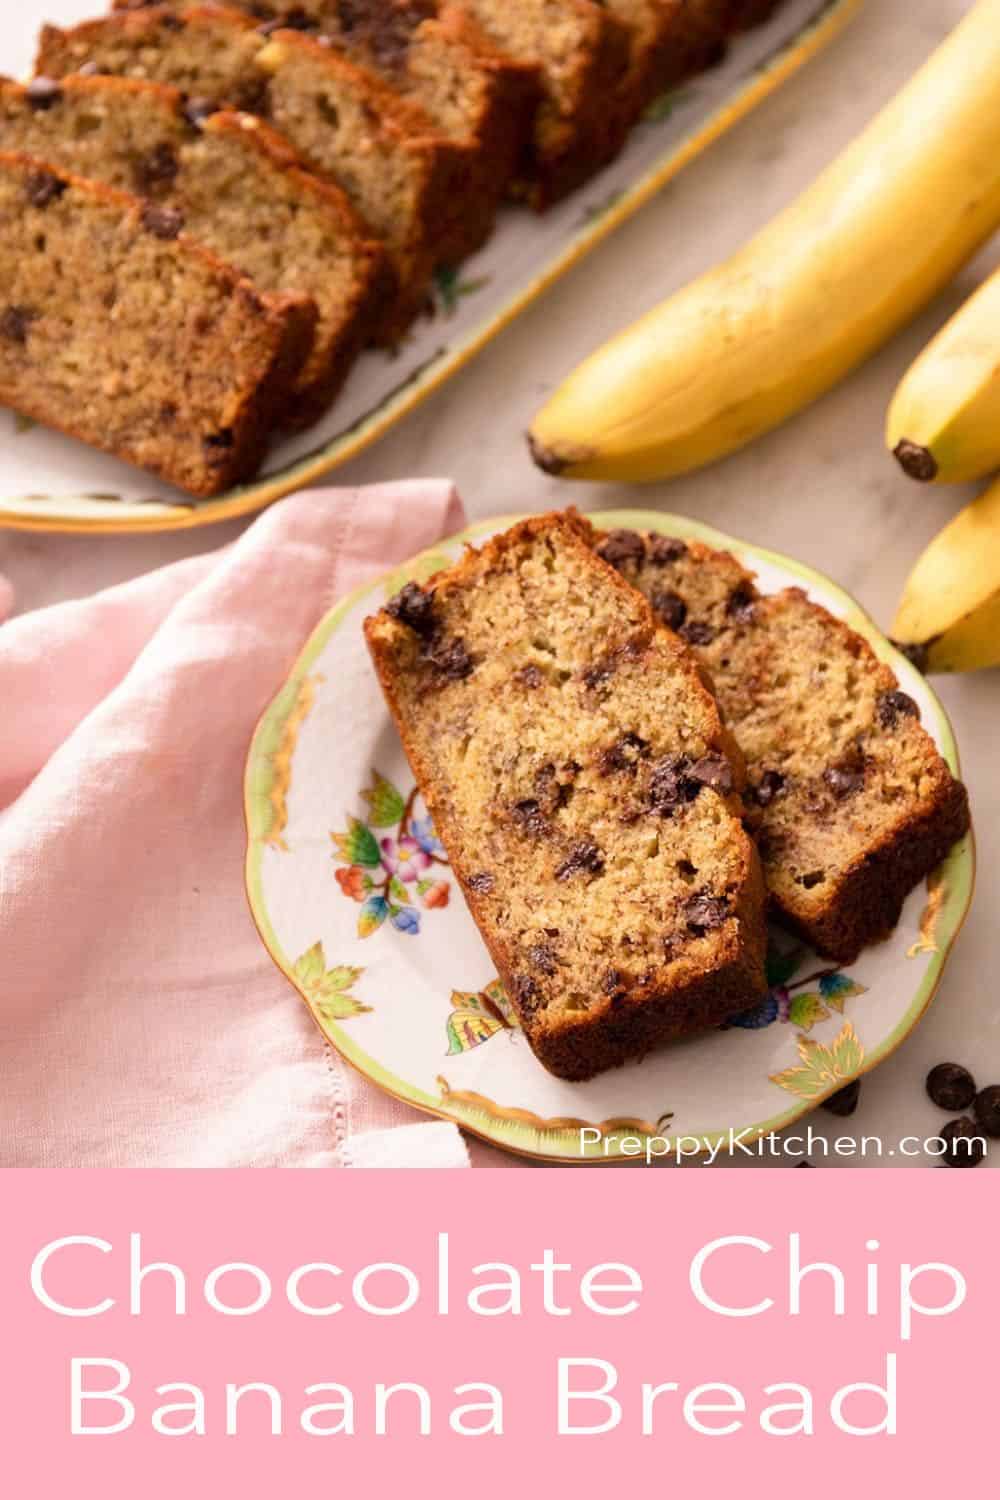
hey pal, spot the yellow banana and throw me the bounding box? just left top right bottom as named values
left=892, top=478, right=1000, bottom=673
left=888, top=264, right=1000, bottom=485
left=529, top=0, right=1000, bottom=483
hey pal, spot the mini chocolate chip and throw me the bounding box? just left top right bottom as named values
left=651, top=588, right=688, bottom=630
left=689, top=755, right=733, bottom=794
left=384, top=580, right=436, bottom=636
left=467, top=872, right=494, bottom=895
left=528, top=942, right=558, bottom=975
left=582, top=660, right=615, bottom=691
left=940, top=1116, right=986, bottom=1169
left=596, top=529, right=645, bottom=568
left=25, top=170, right=67, bottom=208
left=204, top=427, right=235, bottom=450
left=679, top=620, right=716, bottom=646
left=516, top=664, right=543, bottom=688
left=823, top=754, right=865, bottom=799
left=726, top=585, right=757, bottom=622
left=799, top=869, right=825, bottom=889
left=754, top=769, right=786, bottom=806
left=425, top=636, right=473, bottom=681
left=512, top=974, right=541, bottom=1016
left=973, top=1085, right=1000, bottom=1138
left=141, top=202, right=185, bottom=239
left=648, top=535, right=687, bottom=565
left=511, top=799, right=549, bottom=839
left=647, top=754, right=701, bottom=813
left=183, top=96, right=219, bottom=129
left=877, top=689, right=920, bottom=729
left=599, top=732, right=649, bottom=776
left=26, top=76, right=63, bottom=110
left=823, top=1079, right=861, bottom=1117
left=684, top=891, right=729, bottom=933
left=926, top=1062, right=976, bottom=1112
left=234, top=75, right=271, bottom=115
left=0, top=306, right=37, bottom=344
left=134, top=142, right=180, bottom=194
left=555, top=840, right=604, bottom=880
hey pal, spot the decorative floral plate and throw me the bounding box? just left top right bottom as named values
left=0, top=0, right=861, bottom=536
left=244, top=510, right=974, bottom=1163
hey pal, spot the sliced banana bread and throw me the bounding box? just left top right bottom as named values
left=36, top=5, right=464, bottom=330
left=113, top=0, right=540, bottom=262
left=365, top=512, right=767, bottom=1081
left=595, top=528, right=971, bottom=963
left=0, top=74, right=387, bottom=424
left=0, top=151, right=314, bottom=495
left=454, top=0, right=633, bottom=208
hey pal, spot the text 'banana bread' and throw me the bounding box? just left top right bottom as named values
left=596, top=527, right=971, bottom=963
left=0, top=151, right=313, bottom=495
left=365, top=512, right=767, bottom=1080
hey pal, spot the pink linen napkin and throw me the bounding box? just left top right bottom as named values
left=0, top=480, right=510, bottom=1169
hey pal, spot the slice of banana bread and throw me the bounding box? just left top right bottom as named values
left=36, top=5, right=464, bottom=331
left=0, top=74, right=387, bottom=424
left=113, top=0, right=540, bottom=263
left=595, top=528, right=971, bottom=963
left=365, top=512, right=767, bottom=1081
left=0, top=151, right=314, bottom=495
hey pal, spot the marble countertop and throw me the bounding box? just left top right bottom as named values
left=2, top=0, right=995, bottom=1166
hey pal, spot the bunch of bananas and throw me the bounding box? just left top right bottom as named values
left=528, top=0, right=1000, bottom=672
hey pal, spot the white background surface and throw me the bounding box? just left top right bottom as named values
left=2, top=0, right=996, bottom=1165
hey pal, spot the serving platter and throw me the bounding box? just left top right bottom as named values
left=244, top=509, right=974, bottom=1164
left=0, top=0, right=862, bottom=535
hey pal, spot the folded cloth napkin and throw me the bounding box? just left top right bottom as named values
left=0, top=480, right=515, bottom=1169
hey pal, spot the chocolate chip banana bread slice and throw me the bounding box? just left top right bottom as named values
left=36, top=5, right=465, bottom=332
left=0, top=75, right=387, bottom=425
left=365, top=512, right=767, bottom=1081
left=596, top=528, right=971, bottom=964
left=0, top=151, right=314, bottom=495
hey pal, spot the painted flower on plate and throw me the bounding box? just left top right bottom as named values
left=380, top=835, right=431, bottom=883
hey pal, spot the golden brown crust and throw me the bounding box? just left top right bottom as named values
left=365, top=510, right=767, bottom=1080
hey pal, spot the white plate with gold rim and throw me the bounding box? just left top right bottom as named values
left=244, top=509, right=974, bottom=1163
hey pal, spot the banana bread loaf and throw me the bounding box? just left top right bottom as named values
left=0, top=74, right=387, bottom=424
left=595, top=527, right=971, bottom=963
left=0, top=150, right=314, bottom=495
left=365, top=512, right=767, bottom=1081
left=36, top=5, right=464, bottom=331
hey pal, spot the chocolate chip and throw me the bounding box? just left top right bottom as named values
left=516, top=664, right=543, bottom=689
left=926, top=1062, right=976, bottom=1112
left=141, top=203, right=185, bottom=240
left=684, top=891, right=730, bottom=933
left=183, top=96, right=219, bottom=129
left=233, top=75, right=271, bottom=115
left=651, top=589, right=688, bottom=631
left=726, top=585, right=757, bottom=623
left=26, top=77, right=63, bottom=110
left=602, top=968, right=629, bottom=998
left=599, top=732, right=649, bottom=776
left=596, top=529, right=645, bottom=569
left=0, top=306, right=37, bottom=344
left=877, top=689, right=920, bottom=729
left=823, top=761, right=865, bottom=799
left=799, top=869, right=825, bottom=889
left=512, top=974, right=541, bottom=1016
left=940, top=1116, right=986, bottom=1169
left=25, top=170, right=66, bottom=208
left=689, top=756, right=733, bottom=794
left=679, top=620, right=716, bottom=646
left=528, top=942, right=558, bottom=975
left=648, top=535, right=687, bottom=565
left=425, top=636, right=473, bottom=681
left=511, top=799, right=549, bottom=838
left=203, top=427, right=235, bottom=454
left=384, top=581, right=436, bottom=637
left=754, top=769, right=786, bottom=806
left=647, top=754, right=702, bottom=813
left=583, top=660, right=615, bottom=691
left=134, top=142, right=180, bottom=195
left=822, top=1079, right=861, bottom=1117
left=973, top=1085, right=1000, bottom=1138
left=555, top=840, right=604, bottom=880
left=467, top=872, right=494, bottom=895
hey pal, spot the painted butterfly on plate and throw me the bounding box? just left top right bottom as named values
left=445, top=979, right=518, bottom=1056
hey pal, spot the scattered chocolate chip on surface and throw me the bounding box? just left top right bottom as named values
left=926, top=1062, right=976, bottom=1112
left=822, top=1078, right=861, bottom=1117
left=424, top=635, right=473, bottom=681
left=939, top=1116, right=986, bottom=1169
left=972, top=1084, right=1000, bottom=1138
